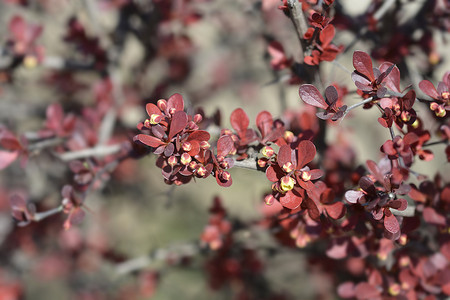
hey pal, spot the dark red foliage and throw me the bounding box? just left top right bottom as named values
left=1, top=2, right=450, bottom=300
left=351, top=51, right=396, bottom=98
left=299, top=84, right=347, bottom=120
left=7, top=15, right=44, bottom=62
left=419, top=71, right=450, bottom=117
left=265, top=140, right=324, bottom=215
left=345, top=160, right=409, bottom=238
left=304, top=25, right=342, bottom=65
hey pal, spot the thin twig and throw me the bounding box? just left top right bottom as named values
left=423, top=139, right=449, bottom=147
left=33, top=205, right=63, bottom=222
left=373, top=0, right=396, bottom=21
left=115, top=242, right=199, bottom=275
left=27, top=137, right=65, bottom=152
left=340, top=97, right=374, bottom=122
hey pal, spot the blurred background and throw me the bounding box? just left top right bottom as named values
left=0, top=0, right=449, bottom=299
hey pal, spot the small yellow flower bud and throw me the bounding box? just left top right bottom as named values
left=282, top=162, right=294, bottom=173
left=23, top=55, right=38, bottom=68
left=435, top=106, right=446, bottom=117
left=180, top=153, right=192, bottom=165
left=261, top=146, right=274, bottom=158
left=264, top=195, right=275, bottom=206
left=301, top=171, right=311, bottom=181
left=280, top=176, right=295, bottom=192
left=400, top=111, right=410, bottom=122
left=168, top=156, right=177, bottom=167
left=283, top=131, right=294, bottom=143
left=150, top=114, right=162, bottom=125
left=200, top=141, right=210, bottom=149
left=442, top=91, right=449, bottom=100
left=197, top=165, right=207, bottom=177
left=157, top=99, right=167, bottom=111
left=182, top=142, right=192, bottom=152
left=220, top=171, right=231, bottom=181
left=257, top=158, right=268, bottom=168
left=388, top=284, right=401, bottom=296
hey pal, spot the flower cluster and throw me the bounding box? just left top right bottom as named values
left=134, top=94, right=234, bottom=187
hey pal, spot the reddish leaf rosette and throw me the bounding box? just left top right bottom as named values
left=419, top=71, right=450, bottom=117
left=299, top=84, right=347, bottom=121
left=265, top=140, right=323, bottom=213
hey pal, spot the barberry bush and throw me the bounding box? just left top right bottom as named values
left=0, top=0, right=449, bottom=299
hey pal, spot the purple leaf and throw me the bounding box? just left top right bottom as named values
left=217, top=135, right=234, bottom=157
left=168, top=111, right=188, bottom=140
left=344, top=190, right=363, bottom=204
left=133, top=134, right=165, bottom=148
left=230, top=108, right=249, bottom=134
left=297, top=140, right=316, bottom=168
left=353, top=51, right=374, bottom=81
left=299, top=84, right=328, bottom=109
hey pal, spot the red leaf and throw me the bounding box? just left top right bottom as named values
left=353, top=51, right=374, bottom=81
left=167, top=93, right=184, bottom=112
left=389, top=198, right=407, bottom=211
left=45, top=103, right=63, bottom=130
left=296, top=140, right=316, bottom=168
left=384, top=210, right=400, bottom=234
left=402, top=90, right=416, bottom=110
left=423, top=207, right=446, bottom=226
left=277, top=145, right=293, bottom=168
left=419, top=80, right=439, bottom=99
left=299, top=84, right=328, bottom=109
left=168, top=111, right=188, bottom=140
left=0, top=130, right=22, bottom=150
left=324, top=85, right=338, bottom=104
left=319, top=24, right=335, bottom=46
left=133, top=134, right=165, bottom=147
left=337, top=282, right=355, bottom=298
left=216, top=172, right=233, bottom=187
left=265, top=166, right=279, bottom=182
left=217, top=135, right=234, bottom=157
left=326, top=201, right=346, bottom=219
left=344, top=190, right=363, bottom=204
left=366, top=160, right=384, bottom=183
left=403, top=132, right=419, bottom=145
left=382, top=140, right=397, bottom=156
left=304, top=197, right=321, bottom=221
left=187, top=130, right=210, bottom=142
left=354, top=282, right=380, bottom=299
left=279, top=191, right=302, bottom=209
left=146, top=103, right=161, bottom=117
left=268, top=41, right=289, bottom=70
left=64, top=207, right=85, bottom=230
left=256, top=111, right=273, bottom=138
left=9, top=16, right=26, bottom=42
left=326, top=238, right=349, bottom=259
left=309, top=169, right=324, bottom=180
left=0, top=150, right=19, bottom=170
left=380, top=62, right=400, bottom=92
left=230, top=108, right=249, bottom=134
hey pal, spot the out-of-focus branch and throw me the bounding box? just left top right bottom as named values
left=56, top=144, right=122, bottom=161
left=232, top=158, right=259, bottom=171
left=27, top=137, right=65, bottom=152
left=287, top=0, right=309, bottom=60
left=33, top=205, right=63, bottom=222
left=115, top=242, right=199, bottom=275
